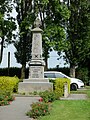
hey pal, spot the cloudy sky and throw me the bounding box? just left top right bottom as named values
left=0, top=44, right=69, bottom=68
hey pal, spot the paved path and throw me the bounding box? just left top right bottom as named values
left=0, top=97, right=40, bottom=120
left=60, top=94, right=87, bottom=100
left=0, top=93, right=87, bottom=120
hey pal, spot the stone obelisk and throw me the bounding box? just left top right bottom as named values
left=18, top=18, right=53, bottom=94
left=29, top=18, right=45, bottom=79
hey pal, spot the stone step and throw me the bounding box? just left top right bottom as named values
left=23, top=78, right=49, bottom=83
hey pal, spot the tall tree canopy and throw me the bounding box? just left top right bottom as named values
left=14, top=0, right=70, bottom=78
left=40, top=0, right=70, bottom=69
left=14, top=0, right=35, bottom=79
left=0, top=0, right=16, bottom=63
left=62, top=0, right=90, bottom=77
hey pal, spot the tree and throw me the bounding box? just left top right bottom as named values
left=14, top=0, right=70, bottom=78
left=63, top=0, right=90, bottom=77
left=14, top=0, right=36, bottom=79
left=0, top=0, right=16, bottom=64
left=34, top=0, right=70, bottom=70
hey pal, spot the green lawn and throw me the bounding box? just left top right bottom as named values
left=39, top=86, right=90, bottom=120
left=39, top=100, right=90, bottom=120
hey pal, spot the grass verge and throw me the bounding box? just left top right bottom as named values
left=38, top=86, right=90, bottom=120
left=38, top=100, right=90, bottom=120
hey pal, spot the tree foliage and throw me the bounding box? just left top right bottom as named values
left=42, top=1, right=70, bottom=69
left=14, top=0, right=70, bottom=78
left=63, top=0, right=90, bottom=77
left=14, top=0, right=36, bottom=78
left=0, top=0, right=16, bottom=63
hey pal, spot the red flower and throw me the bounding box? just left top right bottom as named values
left=8, top=101, right=12, bottom=104
left=35, top=110, right=38, bottom=113
left=43, top=110, right=46, bottom=113
left=39, top=98, right=43, bottom=102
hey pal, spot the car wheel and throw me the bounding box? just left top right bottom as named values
left=70, top=84, right=78, bottom=91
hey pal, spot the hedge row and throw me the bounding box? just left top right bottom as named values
left=50, top=78, right=70, bottom=97
left=0, top=76, right=19, bottom=95
left=0, top=67, right=69, bottom=79
left=0, top=67, right=29, bottom=78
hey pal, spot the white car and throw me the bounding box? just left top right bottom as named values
left=44, top=71, right=84, bottom=90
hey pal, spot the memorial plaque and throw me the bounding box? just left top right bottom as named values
left=29, top=66, right=44, bottom=78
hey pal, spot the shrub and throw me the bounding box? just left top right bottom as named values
left=0, top=94, right=15, bottom=106
left=39, top=90, right=58, bottom=103
left=0, top=76, right=19, bottom=94
left=76, top=67, right=89, bottom=84
left=0, top=67, right=21, bottom=78
left=0, top=76, right=17, bottom=106
left=54, top=78, right=70, bottom=97
left=26, top=102, right=50, bottom=119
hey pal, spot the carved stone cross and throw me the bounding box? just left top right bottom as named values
left=34, top=17, right=41, bottom=28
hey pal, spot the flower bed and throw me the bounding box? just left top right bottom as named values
left=26, top=90, right=57, bottom=119
left=0, top=94, right=15, bottom=106
left=26, top=101, right=51, bottom=119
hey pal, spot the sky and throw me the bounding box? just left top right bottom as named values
left=0, top=44, right=69, bottom=68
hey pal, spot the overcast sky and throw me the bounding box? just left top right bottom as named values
left=0, top=44, right=69, bottom=68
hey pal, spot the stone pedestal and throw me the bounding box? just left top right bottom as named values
left=18, top=18, right=53, bottom=94
left=18, top=78, right=53, bottom=94
left=29, top=60, right=45, bottom=78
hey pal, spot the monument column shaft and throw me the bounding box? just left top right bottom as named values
left=29, top=27, right=45, bottom=79
left=32, top=32, right=42, bottom=60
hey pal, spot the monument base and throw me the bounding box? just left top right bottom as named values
left=18, top=78, right=53, bottom=94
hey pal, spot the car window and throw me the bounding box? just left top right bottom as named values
left=44, top=73, right=56, bottom=78
left=55, top=73, right=65, bottom=78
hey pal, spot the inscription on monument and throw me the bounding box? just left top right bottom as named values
left=32, top=33, right=41, bottom=53
left=29, top=66, right=43, bottom=78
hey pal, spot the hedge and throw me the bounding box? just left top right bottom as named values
left=0, top=67, right=69, bottom=79
left=54, top=78, right=70, bottom=97
left=0, top=76, right=19, bottom=96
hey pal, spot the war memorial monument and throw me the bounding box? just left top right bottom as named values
left=18, top=18, right=53, bottom=94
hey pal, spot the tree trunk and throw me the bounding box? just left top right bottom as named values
left=0, top=36, right=4, bottom=64
left=70, top=64, right=76, bottom=78
left=44, top=56, right=48, bottom=71
left=21, top=64, right=26, bottom=79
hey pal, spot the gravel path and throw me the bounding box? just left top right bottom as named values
left=60, top=94, right=87, bottom=100
left=0, top=97, right=40, bottom=120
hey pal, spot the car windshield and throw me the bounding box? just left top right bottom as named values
left=44, top=72, right=70, bottom=79
left=44, top=73, right=56, bottom=78
left=55, top=73, right=65, bottom=78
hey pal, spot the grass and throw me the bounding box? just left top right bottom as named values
left=38, top=86, right=90, bottom=120
left=39, top=100, right=90, bottom=120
